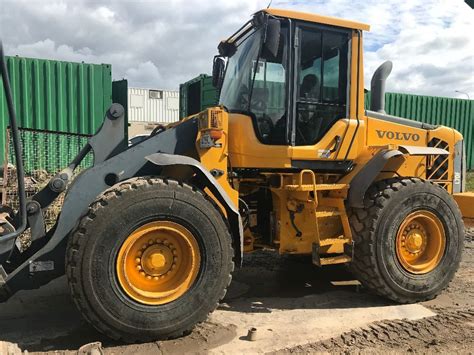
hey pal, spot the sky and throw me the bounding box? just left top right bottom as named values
left=0, top=0, right=473, bottom=98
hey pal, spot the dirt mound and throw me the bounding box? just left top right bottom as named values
left=277, top=309, right=474, bottom=354
left=0, top=341, right=22, bottom=355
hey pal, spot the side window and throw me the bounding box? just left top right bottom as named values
left=250, top=25, right=288, bottom=145
left=295, top=27, right=349, bottom=146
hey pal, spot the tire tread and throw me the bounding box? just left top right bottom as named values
left=66, top=177, right=234, bottom=342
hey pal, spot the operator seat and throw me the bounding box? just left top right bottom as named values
left=300, top=74, right=320, bottom=99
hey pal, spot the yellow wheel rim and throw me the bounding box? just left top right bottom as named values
left=116, top=221, right=201, bottom=305
left=395, top=210, right=446, bottom=274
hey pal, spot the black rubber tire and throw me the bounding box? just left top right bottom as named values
left=349, top=178, right=464, bottom=303
left=66, top=177, right=234, bottom=342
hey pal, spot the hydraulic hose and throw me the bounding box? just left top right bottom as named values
left=0, top=41, right=28, bottom=243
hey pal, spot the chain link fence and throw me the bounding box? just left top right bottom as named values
left=1, top=128, right=93, bottom=236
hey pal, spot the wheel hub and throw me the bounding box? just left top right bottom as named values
left=401, top=223, right=427, bottom=255
left=139, top=243, right=176, bottom=277
left=396, top=210, right=446, bottom=274
left=116, top=221, right=201, bottom=305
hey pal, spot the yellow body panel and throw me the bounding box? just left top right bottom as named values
left=366, top=117, right=428, bottom=147
left=454, top=192, right=474, bottom=228
left=195, top=109, right=239, bottom=208
left=264, top=8, right=370, bottom=31
left=289, top=119, right=366, bottom=161
left=228, top=113, right=291, bottom=168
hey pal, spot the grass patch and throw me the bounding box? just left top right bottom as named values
left=467, top=172, right=474, bottom=192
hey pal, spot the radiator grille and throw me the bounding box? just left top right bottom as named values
left=427, top=138, right=449, bottom=184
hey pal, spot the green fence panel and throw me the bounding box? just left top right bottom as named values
left=0, top=55, right=113, bottom=167
left=112, top=79, right=129, bottom=141
left=179, top=74, right=219, bottom=119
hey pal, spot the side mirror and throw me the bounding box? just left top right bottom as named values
left=212, top=56, right=225, bottom=89
left=263, top=18, right=281, bottom=58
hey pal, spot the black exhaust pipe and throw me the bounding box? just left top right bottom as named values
left=370, top=61, right=392, bottom=114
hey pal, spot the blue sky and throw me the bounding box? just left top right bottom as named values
left=1, top=0, right=472, bottom=98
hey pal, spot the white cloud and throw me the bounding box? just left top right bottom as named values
left=125, top=61, right=162, bottom=88
left=0, top=0, right=472, bottom=98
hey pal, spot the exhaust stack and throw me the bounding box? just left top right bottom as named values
left=370, top=61, right=393, bottom=114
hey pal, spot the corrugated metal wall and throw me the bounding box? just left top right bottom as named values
left=365, top=92, right=474, bottom=170
left=0, top=55, right=113, bottom=165
left=128, top=87, right=179, bottom=123
left=179, top=74, right=218, bottom=118
left=112, top=79, right=129, bottom=140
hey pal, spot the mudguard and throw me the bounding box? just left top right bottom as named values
left=348, top=146, right=450, bottom=208
left=145, top=153, right=244, bottom=266
left=348, top=149, right=403, bottom=208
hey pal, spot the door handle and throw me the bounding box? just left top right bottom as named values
left=330, top=135, right=341, bottom=153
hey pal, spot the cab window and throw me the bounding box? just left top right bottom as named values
left=295, top=27, right=349, bottom=146
left=250, top=25, right=288, bottom=145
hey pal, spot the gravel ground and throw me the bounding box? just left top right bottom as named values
left=0, top=229, right=472, bottom=354
left=274, top=227, right=474, bottom=354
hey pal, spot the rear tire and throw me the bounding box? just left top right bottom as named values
left=66, top=177, right=234, bottom=342
left=349, top=178, right=464, bottom=303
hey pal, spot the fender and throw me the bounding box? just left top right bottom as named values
left=347, top=149, right=403, bottom=208
left=145, top=153, right=244, bottom=267
left=348, top=145, right=450, bottom=208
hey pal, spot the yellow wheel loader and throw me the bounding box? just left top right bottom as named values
left=0, top=8, right=473, bottom=343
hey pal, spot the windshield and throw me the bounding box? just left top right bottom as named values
left=219, top=27, right=263, bottom=111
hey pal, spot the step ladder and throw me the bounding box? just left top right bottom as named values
left=312, top=237, right=353, bottom=266
left=284, top=169, right=354, bottom=266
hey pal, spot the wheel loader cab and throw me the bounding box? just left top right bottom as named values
left=219, top=9, right=368, bottom=169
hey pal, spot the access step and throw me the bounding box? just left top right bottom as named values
left=319, top=237, right=351, bottom=247
left=285, top=183, right=349, bottom=192
left=312, top=242, right=352, bottom=266
left=315, top=255, right=352, bottom=266
left=315, top=210, right=341, bottom=218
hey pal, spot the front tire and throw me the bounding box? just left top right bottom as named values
left=349, top=178, right=464, bottom=303
left=66, top=178, right=234, bottom=342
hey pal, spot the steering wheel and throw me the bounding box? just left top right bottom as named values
left=238, top=85, right=250, bottom=110
left=257, top=115, right=274, bottom=142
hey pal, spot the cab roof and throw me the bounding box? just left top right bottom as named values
left=264, top=8, right=370, bottom=32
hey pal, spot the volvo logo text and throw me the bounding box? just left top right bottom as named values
left=376, top=130, right=420, bottom=141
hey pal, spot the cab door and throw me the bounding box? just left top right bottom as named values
left=290, top=23, right=358, bottom=172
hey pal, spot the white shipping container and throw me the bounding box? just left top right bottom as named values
left=128, top=87, right=180, bottom=124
